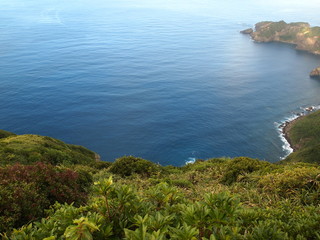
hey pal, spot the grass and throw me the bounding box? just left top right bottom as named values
left=0, top=133, right=97, bottom=165
left=0, top=130, right=15, bottom=139
left=306, top=26, right=320, bottom=37
left=283, top=110, right=320, bottom=164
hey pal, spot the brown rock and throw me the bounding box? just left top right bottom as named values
left=240, top=28, right=253, bottom=34
left=310, top=67, right=320, bottom=78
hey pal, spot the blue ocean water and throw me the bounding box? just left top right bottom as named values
left=1, top=0, right=320, bottom=165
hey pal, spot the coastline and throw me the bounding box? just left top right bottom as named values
left=279, top=106, right=319, bottom=158
left=241, top=21, right=320, bottom=78
left=281, top=116, right=303, bottom=152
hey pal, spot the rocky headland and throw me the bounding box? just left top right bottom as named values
left=241, top=21, right=320, bottom=78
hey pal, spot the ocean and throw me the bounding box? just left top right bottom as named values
left=1, top=0, right=320, bottom=165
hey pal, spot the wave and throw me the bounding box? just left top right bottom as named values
left=185, top=157, right=196, bottom=165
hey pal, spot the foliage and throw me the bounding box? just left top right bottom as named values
left=285, top=110, right=320, bottom=164
left=0, top=134, right=96, bottom=165
left=109, top=156, right=160, bottom=177
left=259, top=166, right=320, bottom=200
left=221, top=157, right=272, bottom=185
left=255, top=20, right=288, bottom=38
left=306, top=26, right=320, bottom=37
left=89, top=160, right=112, bottom=170
left=5, top=173, right=320, bottom=240
left=0, top=162, right=91, bottom=232
left=0, top=130, right=16, bottom=139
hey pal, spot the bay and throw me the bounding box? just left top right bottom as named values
left=0, top=0, right=320, bottom=165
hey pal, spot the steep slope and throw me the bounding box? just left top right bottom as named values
left=283, top=110, right=320, bottom=164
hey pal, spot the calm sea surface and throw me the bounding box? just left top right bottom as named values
left=1, top=0, right=320, bottom=165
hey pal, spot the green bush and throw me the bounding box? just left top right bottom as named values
left=259, top=166, right=320, bottom=197
left=4, top=177, right=320, bottom=240
left=109, top=156, right=160, bottom=177
left=89, top=160, right=112, bottom=170
left=221, top=157, right=272, bottom=185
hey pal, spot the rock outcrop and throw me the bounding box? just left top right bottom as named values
left=240, top=28, right=253, bottom=34
left=310, top=67, right=320, bottom=78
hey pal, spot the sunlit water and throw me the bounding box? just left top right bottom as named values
left=1, top=0, right=320, bottom=165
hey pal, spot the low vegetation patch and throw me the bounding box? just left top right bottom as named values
left=284, top=110, right=320, bottom=164
left=0, top=133, right=96, bottom=165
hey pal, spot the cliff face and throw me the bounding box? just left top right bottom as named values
left=242, top=21, right=320, bottom=77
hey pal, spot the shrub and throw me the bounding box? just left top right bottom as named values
left=259, top=166, right=320, bottom=197
left=109, top=156, right=160, bottom=177
left=221, top=157, right=272, bottom=185
left=89, top=160, right=112, bottom=170
left=0, top=162, right=92, bottom=232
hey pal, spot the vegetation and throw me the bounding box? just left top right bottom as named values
left=0, top=134, right=96, bottom=165
left=306, top=26, right=320, bottom=37
left=3, top=159, right=320, bottom=239
left=284, top=110, right=320, bottom=164
left=0, top=162, right=92, bottom=232
left=249, top=21, right=320, bottom=53
left=0, top=119, right=320, bottom=239
left=0, top=130, right=16, bottom=139
left=109, top=156, right=160, bottom=177
left=255, top=20, right=288, bottom=38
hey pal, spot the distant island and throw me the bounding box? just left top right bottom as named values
left=241, top=21, right=320, bottom=78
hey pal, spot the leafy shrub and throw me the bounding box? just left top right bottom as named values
left=0, top=162, right=91, bottom=232
left=109, top=156, right=160, bottom=177
left=170, top=179, right=193, bottom=188
left=89, top=160, right=112, bottom=170
left=221, top=157, right=272, bottom=185
left=259, top=166, right=320, bottom=198
left=248, top=221, right=288, bottom=240
left=4, top=177, right=320, bottom=240
left=0, top=182, right=48, bottom=231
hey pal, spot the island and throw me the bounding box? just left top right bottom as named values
left=241, top=21, right=320, bottom=78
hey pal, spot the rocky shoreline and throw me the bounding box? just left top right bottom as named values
left=279, top=106, right=318, bottom=153
left=241, top=21, right=320, bottom=78
left=281, top=116, right=302, bottom=152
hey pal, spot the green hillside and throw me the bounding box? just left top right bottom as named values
left=0, top=132, right=96, bottom=166
left=283, top=110, right=320, bottom=164
left=248, top=21, right=320, bottom=54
